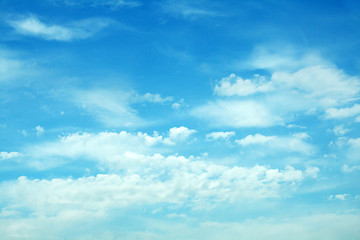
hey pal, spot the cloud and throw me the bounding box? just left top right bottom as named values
left=0, top=152, right=21, bottom=161
left=72, top=89, right=144, bottom=127
left=51, top=0, right=141, bottom=8
left=164, top=126, right=196, bottom=145
left=0, top=163, right=306, bottom=216
left=329, top=194, right=350, bottom=201
left=193, top=64, right=360, bottom=128
left=8, top=16, right=113, bottom=41
left=35, top=125, right=44, bottom=136
left=192, top=100, right=281, bottom=128
left=236, top=133, right=314, bottom=155
left=236, top=134, right=275, bottom=146
left=138, top=93, right=173, bottom=103
left=206, top=131, right=235, bottom=141
left=325, top=104, right=360, bottom=119
left=241, top=45, right=330, bottom=72
left=341, top=164, right=360, bottom=173
left=332, top=125, right=349, bottom=136
left=214, top=73, right=273, bottom=97
left=161, top=0, right=220, bottom=19
left=271, top=66, right=360, bottom=108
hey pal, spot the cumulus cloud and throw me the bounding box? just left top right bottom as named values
left=341, top=164, right=360, bottom=173
left=236, top=133, right=314, bottom=155
left=332, top=125, right=349, bottom=136
left=236, top=134, right=275, bottom=146
left=0, top=152, right=21, bottom=161
left=206, top=131, right=235, bottom=141
left=0, top=163, right=306, bottom=216
left=139, top=93, right=173, bottom=103
left=35, top=125, right=44, bottom=136
left=164, top=126, right=196, bottom=145
left=214, top=73, right=273, bottom=97
left=192, top=100, right=281, bottom=128
left=8, top=16, right=113, bottom=41
left=329, top=194, right=350, bottom=201
left=325, top=104, right=360, bottom=119
left=194, top=64, right=360, bottom=128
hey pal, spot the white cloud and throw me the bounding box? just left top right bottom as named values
left=329, top=194, right=350, bottom=201
left=206, top=131, right=235, bottom=141
left=241, top=45, right=330, bottom=72
left=236, top=133, right=314, bottom=155
left=192, top=100, right=281, bottom=128
left=8, top=16, right=113, bottom=41
left=271, top=66, right=360, bottom=108
left=305, top=167, right=320, bottom=178
left=325, top=104, right=360, bottom=119
left=35, top=125, right=44, bottom=136
left=140, top=93, right=173, bottom=103
left=51, top=0, right=141, bottom=8
left=214, top=73, right=273, bottom=97
left=0, top=163, right=306, bottom=215
left=0, top=152, right=21, bottom=161
left=332, top=125, right=349, bottom=136
left=236, top=134, right=275, bottom=146
left=161, top=0, right=220, bottom=19
left=164, top=126, right=196, bottom=145
left=341, top=164, right=360, bottom=173
left=73, top=89, right=144, bottom=127
left=195, top=64, right=360, bottom=128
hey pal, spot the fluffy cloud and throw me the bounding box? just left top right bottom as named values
left=332, top=125, right=349, bottom=136
left=163, top=126, right=196, bottom=145
left=0, top=163, right=306, bottom=216
left=192, top=100, right=281, bottom=128
left=8, top=16, right=113, bottom=41
left=206, top=131, right=235, bottom=141
left=0, top=152, right=21, bottom=161
left=193, top=64, right=360, bottom=128
left=140, top=93, right=173, bottom=103
left=236, top=133, right=314, bottom=155
left=214, top=74, right=273, bottom=97
left=325, top=104, right=360, bottom=119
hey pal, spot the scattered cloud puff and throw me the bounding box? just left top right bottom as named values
left=206, top=131, right=235, bottom=141
left=193, top=64, right=360, bottom=128
left=8, top=16, right=114, bottom=41
left=35, top=125, right=44, bottom=136
left=0, top=152, right=21, bottom=161
left=329, top=194, right=350, bottom=201
left=236, top=133, right=314, bottom=155
left=164, top=126, right=196, bottom=145
left=138, top=92, right=173, bottom=103
left=26, top=128, right=196, bottom=169
left=332, top=125, right=349, bottom=136
left=214, top=73, right=273, bottom=97
left=341, top=164, right=360, bottom=173
left=325, top=104, right=360, bottom=120
left=192, top=100, right=281, bottom=127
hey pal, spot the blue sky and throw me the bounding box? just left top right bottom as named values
left=1, top=0, right=360, bottom=239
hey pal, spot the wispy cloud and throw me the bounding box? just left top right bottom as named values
left=50, top=0, right=141, bottom=8
left=160, top=0, right=222, bottom=19
left=8, top=16, right=114, bottom=41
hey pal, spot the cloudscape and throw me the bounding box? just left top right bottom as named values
left=0, top=0, right=360, bottom=239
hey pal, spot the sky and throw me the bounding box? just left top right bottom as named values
left=0, top=0, right=360, bottom=239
